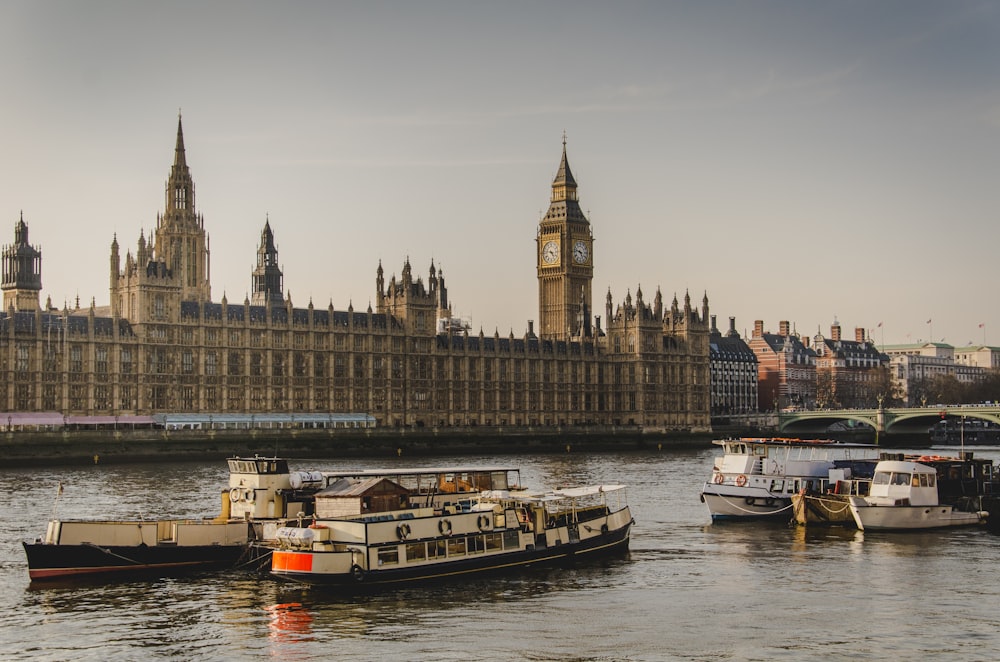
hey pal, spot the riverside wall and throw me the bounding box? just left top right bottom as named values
left=0, top=426, right=721, bottom=467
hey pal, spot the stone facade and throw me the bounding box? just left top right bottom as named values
left=0, top=118, right=711, bottom=432
left=708, top=315, right=758, bottom=415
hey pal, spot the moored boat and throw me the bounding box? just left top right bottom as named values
left=791, top=482, right=871, bottom=527
left=23, top=456, right=325, bottom=582
left=701, top=437, right=878, bottom=521
left=848, top=459, right=989, bottom=531
left=255, top=466, right=633, bottom=588
left=795, top=451, right=999, bottom=527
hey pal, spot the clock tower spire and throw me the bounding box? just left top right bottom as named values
left=537, top=135, right=593, bottom=340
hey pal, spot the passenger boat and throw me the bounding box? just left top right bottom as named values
left=254, top=466, right=633, bottom=588
left=23, top=456, right=324, bottom=582
left=701, top=438, right=878, bottom=521
left=848, top=458, right=990, bottom=531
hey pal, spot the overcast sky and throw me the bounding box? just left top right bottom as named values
left=2, top=1, right=998, bottom=347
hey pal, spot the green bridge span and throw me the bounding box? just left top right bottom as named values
left=778, top=406, right=1000, bottom=436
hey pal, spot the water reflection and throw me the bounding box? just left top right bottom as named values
left=5, top=448, right=1000, bottom=660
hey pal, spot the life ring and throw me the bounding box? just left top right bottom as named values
left=713, top=473, right=725, bottom=485
left=735, top=474, right=748, bottom=487
left=229, top=487, right=241, bottom=503
left=396, top=523, right=411, bottom=540
left=439, top=519, right=452, bottom=536
left=478, top=514, right=491, bottom=531
left=350, top=564, right=366, bottom=582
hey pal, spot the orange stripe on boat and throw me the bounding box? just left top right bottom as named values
left=272, top=551, right=313, bottom=572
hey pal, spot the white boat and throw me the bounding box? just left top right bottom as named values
left=848, top=459, right=988, bottom=531
left=254, top=466, right=633, bottom=588
left=701, top=438, right=878, bottom=521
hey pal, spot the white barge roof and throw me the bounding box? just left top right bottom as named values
left=318, top=466, right=519, bottom=477
left=518, top=485, right=627, bottom=501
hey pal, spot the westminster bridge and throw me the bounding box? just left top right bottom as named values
left=777, top=405, right=1000, bottom=437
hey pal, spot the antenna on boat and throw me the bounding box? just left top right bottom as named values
left=51, top=481, right=63, bottom=519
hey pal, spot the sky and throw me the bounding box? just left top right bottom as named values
left=1, top=1, right=998, bottom=347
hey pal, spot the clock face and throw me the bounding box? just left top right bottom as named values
left=542, top=240, right=559, bottom=265
left=573, top=240, right=589, bottom=264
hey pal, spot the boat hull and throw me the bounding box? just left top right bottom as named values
left=848, top=499, right=986, bottom=531
left=701, top=485, right=792, bottom=521
left=23, top=541, right=248, bottom=581
left=263, top=522, right=632, bottom=588
left=791, top=492, right=856, bottom=526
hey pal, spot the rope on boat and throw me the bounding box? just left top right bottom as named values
left=233, top=545, right=272, bottom=572
left=82, top=542, right=144, bottom=566
left=714, top=494, right=793, bottom=515
left=803, top=495, right=852, bottom=515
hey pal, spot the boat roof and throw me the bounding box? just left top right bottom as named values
left=516, top=485, right=627, bottom=502
left=316, top=467, right=520, bottom=478
left=228, top=458, right=519, bottom=477
left=714, top=437, right=877, bottom=448
left=315, top=476, right=406, bottom=497
left=875, top=460, right=937, bottom=473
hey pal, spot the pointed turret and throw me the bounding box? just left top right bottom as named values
left=1, top=212, right=42, bottom=311
left=251, top=218, right=283, bottom=306
left=551, top=134, right=578, bottom=202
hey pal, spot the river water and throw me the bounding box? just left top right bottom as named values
left=2, top=445, right=1000, bottom=661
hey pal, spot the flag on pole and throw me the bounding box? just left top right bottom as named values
left=979, top=323, right=985, bottom=329
left=877, top=321, right=883, bottom=328
left=926, top=319, right=932, bottom=324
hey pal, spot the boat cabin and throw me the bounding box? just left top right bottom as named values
left=867, top=460, right=938, bottom=507
left=315, top=478, right=411, bottom=519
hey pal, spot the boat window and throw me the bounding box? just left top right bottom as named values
left=770, top=479, right=785, bottom=492
left=485, top=532, right=503, bottom=551
left=503, top=530, right=519, bottom=549
left=491, top=471, right=509, bottom=490
left=377, top=547, right=399, bottom=566
left=873, top=472, right=890, bottom=486
left=927, top=473, right=935, bottom=487
left=428, top=540, right=446, bottom=559
left=447, top=538, right=467, bottom=557
left=890, top=472, right=911, bottom=486
left=468, top=535, right=486, bottom=554
left=405, top=542, right=426, bottom=562
left=919, top=474, right=929, bottom=488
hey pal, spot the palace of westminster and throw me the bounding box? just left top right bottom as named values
left=0, top=118, right=711, bottom=431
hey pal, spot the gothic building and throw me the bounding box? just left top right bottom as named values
left=0, top=118, right=711, bottom=432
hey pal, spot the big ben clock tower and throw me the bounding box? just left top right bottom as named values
left=537, top=137, right=593, bottom=340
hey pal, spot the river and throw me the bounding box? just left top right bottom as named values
left=2, top=445, right=1000, bottom=661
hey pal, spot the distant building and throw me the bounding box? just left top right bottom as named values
left=954, top=345, right=1000, bottom=371
left=811, top=322, right=888, bottom=409
left=747, top=320, right=816, bottom=411
left=708, top=315, right=758, bottom=415
left=883, top=343, right=988, bottom=406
